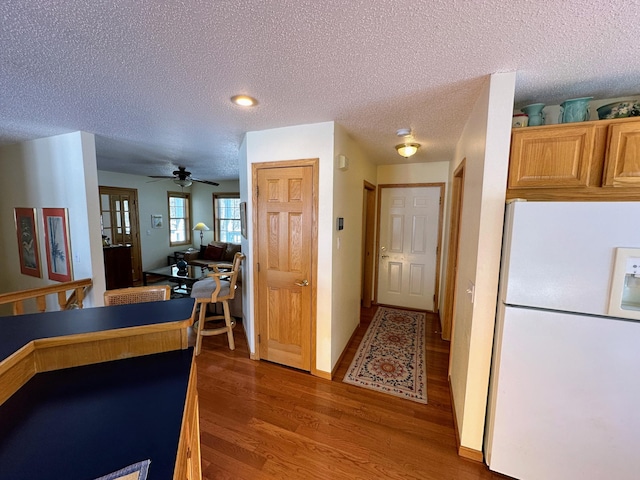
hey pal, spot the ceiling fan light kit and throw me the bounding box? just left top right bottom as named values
left=174, top=178, right=193, bottom=187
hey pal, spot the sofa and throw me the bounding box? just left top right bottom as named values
left=183, top=241, right=242, bottom=269
left=183, top=242, right=243, bottom=319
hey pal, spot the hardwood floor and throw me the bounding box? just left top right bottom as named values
left=195, top=306, right=511, bottom=479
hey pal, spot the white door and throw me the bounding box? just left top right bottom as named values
left=377, top=186, right=441, bottom=311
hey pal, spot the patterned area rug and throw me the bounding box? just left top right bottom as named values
left=343, top=307, right=427, bottom=404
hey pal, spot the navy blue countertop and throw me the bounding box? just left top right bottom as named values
left=0, top=348, right=194, bottom=480
left=0, top=297, right=195, bottom=361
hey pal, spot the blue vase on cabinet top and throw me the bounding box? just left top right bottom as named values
left=559, top=97, right=593, bottom=123
left=521, top=103, right=545, bottom=126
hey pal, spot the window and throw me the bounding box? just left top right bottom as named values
left=168, top=192, right=191, bottom=246
left=214, top=194, right=241, bottom=244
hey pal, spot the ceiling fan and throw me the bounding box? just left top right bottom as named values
left=148, top=166, right=219, bottom=187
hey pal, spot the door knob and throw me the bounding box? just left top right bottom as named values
left=381, top=255, right=389, bottom=258
left=295, top=279, right=309, bottom=287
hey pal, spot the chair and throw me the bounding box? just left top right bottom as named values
left=190, top=252, right=244, bottom=355
left=103, top=285, right=171, bottom=306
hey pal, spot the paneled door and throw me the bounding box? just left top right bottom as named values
left=255, top=162, right=316, bottom=371
left=376, top=185, right=443, bottom=311
left=99, top=186, right=143, bottom=285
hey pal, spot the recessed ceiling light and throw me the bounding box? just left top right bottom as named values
left=231, top=95, right=258, bottom=107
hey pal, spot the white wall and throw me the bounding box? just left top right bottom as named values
left=377, top=162, right=450, bottom=185
left=0, top=132, right=104, bottom=311
left=97, top=170, right=239, bottom=270
left=238, top=135, right=251, bottom=348
left=448, top=72, right=516, bottom=452
left=332, top=124, right=378, bottom=368
left=244, top=121, right=335, bottom=373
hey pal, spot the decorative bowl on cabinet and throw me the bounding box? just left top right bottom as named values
left=596, top=100, right=640, bottom=120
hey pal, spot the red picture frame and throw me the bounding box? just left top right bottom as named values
left=15, top=207, right=42, bottom=278
left=43, top=208, right=73, bottom=282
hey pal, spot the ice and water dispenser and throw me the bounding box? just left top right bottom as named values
left=608, top=248, right=640, bottom=320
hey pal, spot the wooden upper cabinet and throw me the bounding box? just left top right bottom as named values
left=508, top=124, right=596, bottom=189
left=603, top=122, right=640, bottom=186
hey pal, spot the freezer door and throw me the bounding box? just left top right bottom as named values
left=486, top=306, right=640, bottom=480
left=501, top=201, right=640, bottom=316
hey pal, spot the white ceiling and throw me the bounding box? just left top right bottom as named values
left=1, top=1, right=639, bottom=182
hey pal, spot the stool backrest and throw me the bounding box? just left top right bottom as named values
left=210, top=252, right=245, bottom=301
left=104, top=285, right=171, bottom=306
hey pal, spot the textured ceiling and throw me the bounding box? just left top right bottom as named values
left=1, top=1, right=639, bottom=181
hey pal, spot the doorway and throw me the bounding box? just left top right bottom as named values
left=361, top=181, right=376, bottom=308
left=375, top=184, right=444, bottom=312
left=443, top=160, right=465, bottom=369
left=253, top=160, right=318, bottom=373
left=99, top=186, right=143, bottom=285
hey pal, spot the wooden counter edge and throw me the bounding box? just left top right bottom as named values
left=0, top=317, right=194, bottom=406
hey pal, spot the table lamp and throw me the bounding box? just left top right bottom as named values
left=192, top=222, right=210, bottom=247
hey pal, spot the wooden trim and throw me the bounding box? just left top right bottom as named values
left=0, top=278, right=92, bottom=315
left=330, top=322, right=361, bottom=379
left=374, top=183, right=445, bottom=311
left=173, top=356, right=201, bottom=479
left=459, top=445, right=484, bottom=463
left=506, top=187, right=640, bottom=202
left=314, top=369, right=332, bottom=380
left=443, top=160, right=465, bottom=342
left=449, top=376, right=484, bottom=463
left=212, top=192, right=240, bottom=242
left=0, top=345, right=36, bottom=406
left=361, top=181, right=376, bottom=309
left=99, top=186, right=144, bottom=284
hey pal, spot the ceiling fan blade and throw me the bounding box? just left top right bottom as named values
left=146, top=177, right=172, bottom=183
left=192, top=178, right=220, bottom=186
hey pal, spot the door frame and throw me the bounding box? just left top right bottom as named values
left=361, top=181, right=376, bottom=308
left=374, top=183, right=445, bottom=311
left=98, top=186, right=143, bottom=285
left=250, top=158, right=319, bottom=375
left=444, top=161, right=465, bottom=374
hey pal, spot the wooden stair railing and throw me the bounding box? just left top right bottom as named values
left=0, top=278, right=93, bottom=315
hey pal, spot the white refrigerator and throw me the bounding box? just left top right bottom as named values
left=485, top=200, right=640, bottom=480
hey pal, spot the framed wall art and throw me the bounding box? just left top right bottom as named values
left=15, top=207, right=41, bottom=278
left=151, top=214, right=163, bottom=228
left=43, top=208, right=73, bottom=282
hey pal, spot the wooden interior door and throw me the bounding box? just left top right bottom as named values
left=376, top=184, right=443, bottom=311
left=99, top=186, right=143, bottom=285
left=255, top=163, right=315, bottom=371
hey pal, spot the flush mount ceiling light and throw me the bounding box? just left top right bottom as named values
left=395, top=128, right=421, bottom=158
left=231, top=94, right=258, bottom=107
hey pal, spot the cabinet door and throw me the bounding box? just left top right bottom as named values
left=603, top=122, right=640, bottom=186
left=508, top=125, right=596, bottom=188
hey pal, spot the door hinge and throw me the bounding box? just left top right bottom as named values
left=258, top=334, right=261, bottom=344
left=433, top=294, right=436, bottom=303
left=256, top=186, right=259, bottom=197
left=257, top=262, right=260, bottom=272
